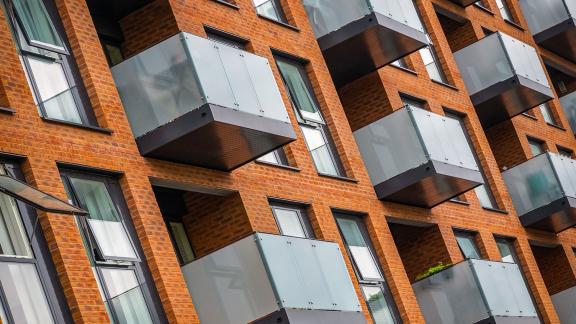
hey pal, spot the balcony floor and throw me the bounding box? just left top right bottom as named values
left=318, top=12, right=428, bottom=87
left=520, top=196, right=576, bottom=233
left=374, top=160, right=483, bottom=208
left=136, top=104, right=296, bottom=171
left=535, top=18, right=576, bottom=63
left=471, top=75, right=554, bottom=128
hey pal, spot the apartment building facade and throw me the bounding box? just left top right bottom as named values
left=0, top=0, right=574, bottom=323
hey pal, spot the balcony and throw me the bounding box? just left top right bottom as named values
left=520, top=0, right=576, bottom=62
left=454, top=32, right=554, bottom=128
left=181, top=233, right=365, bottom=324
left=552, top=285, right=576, bottom=323
left=413, top=259, right=539, bottom=324
left=503, top=152, right=576, bottom=233
left=448, top=0, right=479, bottom=7
left=353, top=106, right=483, bottom=208
left=302, top=0, right=428, bottom=86
left=111, top=32, right=296, bottom=171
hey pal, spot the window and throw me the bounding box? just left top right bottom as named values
left=558, top=146, right=574, bottom=158
left=271, top=203, right=314, bottom=238
left=62, top=172, right=163, bottom=324
left=257, top=149, right=289, bottom=166
left=334, top=213, right=400, bottom=324
left=496, top=0, right=514, bottom=21
left=528, top=138, right=545, bottom=157
left=0, top=163, right=72, bottom=324
left=454, top=231, right=481, bottom=259
left=275, top=56, right=343, bottom=176
left=6, top=0, right=96, bottom=126
left=206, top=29, right=247, bottom=49
left=420, top=35, right=447, bottom=84
left=445, top=111, right=498, bottom=209
left=495, top=237, right=519, bottom=264
left=401, top=95, right=426, bottom=109
left=101, top=38, right=123, bottom=66
left=253, top=0, right=287, bottom=23
left=167, top=221, right=195, bottom=265
left=539, top=103, right=557, bottom=125
left=390, top=58, right=408, bottom=69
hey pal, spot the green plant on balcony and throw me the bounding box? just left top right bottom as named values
left=415, top=262, right=451, bottom=281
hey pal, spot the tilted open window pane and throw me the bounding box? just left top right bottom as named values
left=455, top=233, right=481, bottom=259
left=12, top=0, right=64, bottom=51
left=70, top=178, right=137, bottom=260
left=276, top=59, right=323, bottom=123
left=337, top=218, right=383, bottom=281
left=27, top=56, right=81, bottom=124
left=100, top=268, right=153, bottom=324
left=0, top=262, right=55, bottom=324
left=301, top=126, right=338, bottom=176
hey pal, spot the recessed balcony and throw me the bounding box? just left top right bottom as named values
left=552, top=285, right=576, bottom=323
left=454, top=32, right=554, bottom=128
left=503, top=152, right=576, bottom=233
left=353, top=106, right=483, bottom=208
left=302, top=0, right=429, bottom=86
left=111, top=32, right=296, bottom=171
left=520, top=0, right=576, bottom=62
left=413, top=259, right=539, bottom=324
left=181, top=233, right=366, bottom=324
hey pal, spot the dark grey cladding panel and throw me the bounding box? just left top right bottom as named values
left=520, top=196, right=576, bottom=233
left=317, top=12, right=428, bottom=87
left=136, top=103, right=296, bottom=171
left=471, top=75, right=554, bottom=128
left=534, top=18, right=576, bottom=63
left=252, top=308, right=367, bottom=324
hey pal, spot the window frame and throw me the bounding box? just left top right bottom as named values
left=164, top=220, right=195, bottom=266
left=274, top=54, right=345, bottom=176
left=454, top=230, right=482, bottom=260
left=270, top=203, right=315, bottom=239
left=527, top=137, right=546, bottom=157
left=253, top=0, right=288, bottom=24
left=4, top=0, right=97, bottom=127
left=334, top=212, right=402, bottom=324
left=60, top=170, right=167, bottom=324
left=0, top=161, right=73, bottom=324
left=444, top=109, right=499, bottom=209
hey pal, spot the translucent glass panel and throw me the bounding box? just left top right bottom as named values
left=503, top=153, right=564, bottom=216
left=302, top=0, right=424, bottom=39
left=353, top=106, right=478, bottom=186
left=0, top=262, right=55, bottom=324
left=184, top=233, right=361, bottom=324
left=550, top=153, right=576, bottom=198
left=411, top=108, right=478, bottom=171
left=454, top=33, right=513, bottom=95
left=552, top=285, right=576, bottom=323
left=561, top=91, right=576, bottom=133
left=413, top=260, right=537, bottom=324
left=500, top=33, right=549, bottom=88
left=354, top=108, right=427, bottom=185
left=520, top=0, right=573, bottom=35
left=87, top=219, right=137, bottom=260
left=112, top=32, right=289, bottom=138
left=472, top=259, right=537, bottom=317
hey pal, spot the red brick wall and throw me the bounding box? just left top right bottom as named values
left=531, top=245, right=576, bottom=295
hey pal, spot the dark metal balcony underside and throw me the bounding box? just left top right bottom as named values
left=534, top=18, right=576, bottom=63
left=136, top=104, right=296, bottom=171
left=471, top=75, right=554, bottom=128
left=475, top=315, right=541, bottom=324
left=317, top=12, right=428, bottom=87
left=520, top=196, right=576, bottom=233
left=448, top=0, right=479, bottom=7
left=253, top=308, right=367, bottom=324
left=374, top=160, right=484, bottom=208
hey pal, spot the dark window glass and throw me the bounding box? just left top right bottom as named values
left=558, top=147, right=574, bottom=158
left=334, top=213, right=401, bottom=324
left=528, top=138, right=545, bottom=157
left=254, top=0, right=287, bottom=23
left=206, top=30, right=246, bottom=49
left=167, top=221, right=194, bottom=265
left=539, top=103, right=556, bottom=125
left=454, top=231, right=481, bottom=259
